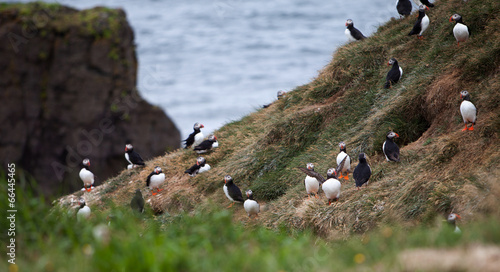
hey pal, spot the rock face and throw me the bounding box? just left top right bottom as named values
left=0, top=3, right=180, bottom=195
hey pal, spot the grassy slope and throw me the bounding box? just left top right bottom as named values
left=2, top=0, right=500, bottom=271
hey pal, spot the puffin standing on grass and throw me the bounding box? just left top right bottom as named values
left=130, top=189, right=145, bottom=213
left=183, top=123, right=204, bottom=149
left=397, top=0, right=412, bottom=17
left=460, top=90, right=477, bottom=131
left=450, top=14, right=469, bottom=46
left=145, top=166, right=165, bottom=196
left=345, top=19, right=366, bottom=42
left=336, top=141, right=351, bottom=181
left=185, top=157, right=211, bottom=177
left=383, top=131, right=401, bottom=162
left=244, top=190, right=260, bottom=218
left=194, top=135, right=218, bottom=154
left=77, top=198, right=91, bottom=221
left=353, top=153, right=372, bottom=189
left=125, top=144, right=145, bottom=169
left=223, top=175, right=244, bottom=208
left=298, top=163, right=321, bottom=199
left=408, top=5, right=430, bottom=39
left=322, top=157, right=347, bottom=205
left=384, top=58, right=403, bottom=89
left=447, top=213, right=461, bottom=233
left=79, top=158, right=95, bottom=192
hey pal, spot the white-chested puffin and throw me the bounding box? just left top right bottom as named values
left=447, top=213, right=461, bottom=233
left=185, top=157, right=211, bottom=177
left=130, top=189, right=145, bottom=213
left=125, top=144, right=145, bottom=169
left=298, top=163, right=322, bottom=199
left=223, top=175, right=244, bottom=208
left=244, top=190, right=260, bottom=218
left=409, top=5, right=430, bottom=40
left=353, top=153, right=371, bottom=190
left=397, top=0, right=412, bottom=17
left=77, top=198, right=91, bottom=221
left=79, top=158, right=95, bottom=192
left=384, top=58, right=403, bottom=89
left=145, top=166, right=165, bottom=196
left=322, top=156, right=347, bottom=205
left=345, top=19, right=366, bottom=42
left=383, top=131, right=400, bottom=162
left=450, top=14, right=469, bottom=47
left=336, top=141, right=351, bottom=181
left=183, top=122, right=204, bottom=149
left=194, top=135, right=218, bottom=154
left=460, top=90, right=477, bottom=131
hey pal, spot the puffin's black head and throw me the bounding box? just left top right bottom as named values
left=447, top=213, right=461, bottom=224
left=306, top=163, right=314, bottom=171
left=125, top=144, right=133, bottom=152
left=154, top=166, right=162, bottom=174
left=78, top=198, right=86, bottom=208
left=326, top=168, right=336, bottom=179
left=345, top=19, right=353, bottom=28
left=277, top=90, right=286, bottom=99
left=449, top=14, right=462, bottom=23
left=193, top=122, right=204, bottom=130
left=135, top=189, right=142, bottom=197
left=246, top=189, right=254, bottom=199
left=196, top=156, right=206, bottom=166
left=208, top=135, right=217, bottom=142
left=224, top=175, right=233, bottom=184
left=338, top=141, right=346, bottom=152
left=460, top=90, right=471, bottom=101
left=418, top=5, right=428, bottom=13
left=388, top=58, right=398, bottom=66
left=358, top=153, right=367, bottom=162
left=82, top=158, right=90, bottom=167
left=386, top=131, right=399, bottom=140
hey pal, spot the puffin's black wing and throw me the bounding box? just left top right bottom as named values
left=353, top=163, right=371, bottom=187
left=185, top=163, right=200, bottom=175
left=385, top=65, right=401, bottom=89
left=409, top=18, right=423, bottom=36
left=194, top=140, right=212, bottom=151
left=384, top=141, right=400, bottom=162
left=228, top=184, right=244, bottom=202
left=351, top=27, right=366, bottom=40
left=397, top=0, right=412, bottom=16
left=130, top=151, right=145, bottom=165
left=130, top=190, right=145, bottom=213
left=297, top=167, right=326, bottom=183
left=145, top=171, right=154, bottom=187
left=334, top=156, right=348, bottom=179
left=183, top=131, right=196, bottom=148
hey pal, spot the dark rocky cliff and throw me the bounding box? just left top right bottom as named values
left=0, top=3, right=180, bottom=195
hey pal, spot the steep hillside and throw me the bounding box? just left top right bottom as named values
left=58, top=0, right=499, bottom=239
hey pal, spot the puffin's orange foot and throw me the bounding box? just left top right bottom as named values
left=468, top=126, right=474, bottom=131
left=344, top=175, right=349, bottom=181
left=86, top=188, right=92, bottom=192
left=227, top=202, right=235, bottom=208
left=157, top=188, right=163, bottom=192
left=338, top=174, right=344, bottom=179
left=152, top=191, right=157, bottom=196
left=462, top=126, right=468, bottom=131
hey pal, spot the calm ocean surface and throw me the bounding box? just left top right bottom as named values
left=12, top=0, right=412, bottom=139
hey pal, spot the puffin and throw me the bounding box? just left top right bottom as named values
left=345, top=19, right=366, bottom=42
left=244, top=190, right=260, bottom=218
left=183, top=122, right=204, bottom=149
left=408, top=5, right=430, bottom=39
left=353, top=153, right=372, bottom=189
left=185, top=157, right=211, bottom=177
left=125, top=144, right=145, bottom=168
left=298, top=163, right=321, bottom=198
left=130, top=189, right=145, bottom=213
left=263, top=90, right=287, bottom=108
left=145, top=166, right=165, bottom=196
left=382, top=131, right=400, bottom=162
left=194, top=135, right=218, bottom=154
left=322, top=168, right=342, bottom=205
left=447, top=213, right=461, bottom=233
left=223, top=175, right=244, bottom=208
left=336, top=141, right=351, bottom=181
left=450, top=14, right=469, bottom=47
left=77, top=198, right=91, bottom=221
left=460, top=90, right=477, bottom=131
left=397, top=0, right=412, bottom=17
left=79, top=158, right=95, bottom=192
left=384, top=58, right=403, bottom=89
left=413, top=0, right=434, bottom=8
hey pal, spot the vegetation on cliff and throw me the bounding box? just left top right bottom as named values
left=1, top=0, right=499, bottom=271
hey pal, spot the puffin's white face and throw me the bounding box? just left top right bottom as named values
left=154, top=166, right=162, bottom=174
left=306, top=163, right=314, bottom=170
left=327, top=168, right=336, bottom=176
left=388, top=58, right=396, bottom=66
left=246, top=190, right=253, bottom=198
left=83, top=158, right=90, bottom=167
left=460, top=90, right=469, bottom=99
left=224, top=175, right=232, bottom=184
left=345, top=19, right=353, bottom=27
left=208, top=135, right=217, bottom=141
left=277, top=90, right=286, bottom=99
left=418, top=5, right=426, bottom=12
left=448, top=213, right=461, bottom=222
left=339, top=141, right=346, bottom=150
left=79, top=198, right=86, bottom=206
left=450, top=14, right=461, bottom=22
left=194, top=122, right=204, bottom=129
left=387, top=131, right=399, bottom=139
left=125, top=144, right=133, bottom=152
left=196, top=157, right=205, bottom=165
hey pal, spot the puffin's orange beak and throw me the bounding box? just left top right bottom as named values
left=395, top=133, right=400, bottom=138
left=449, top=17, right=453, bottom=22
left=456, top=214, right=461, bottom=219
left=425, top=6, right=429, bottom=10
left=196, top=161, right=200, bottom=166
